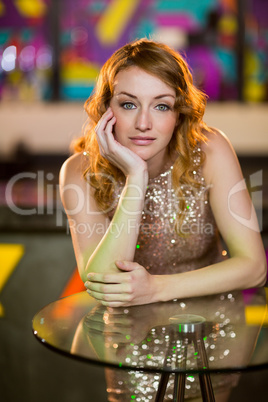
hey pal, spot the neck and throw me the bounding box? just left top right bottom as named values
left=147, top=150, right=175, bottom=179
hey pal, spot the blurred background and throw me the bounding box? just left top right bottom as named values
left=0, top=1, right=267, bottom=401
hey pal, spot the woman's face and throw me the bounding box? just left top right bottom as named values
left=109, top=66, right=178, bottom=171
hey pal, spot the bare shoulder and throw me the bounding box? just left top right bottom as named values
left=201, top=127, right=235, bottom=156
left=59, top=152, right=95, bottom=212
left=59, top=152, right=87, bottom=186
left=201, top=127, right=241, bottom=184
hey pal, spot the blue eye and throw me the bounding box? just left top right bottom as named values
left=156, top=104, right=170, bottom=111
left=122, top=102, right=135, bottom=110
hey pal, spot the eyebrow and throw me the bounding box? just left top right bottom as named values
left=116, top=91, right=175, bottom=99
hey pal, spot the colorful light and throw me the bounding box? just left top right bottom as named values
left=1, top=45, right=17, bottom=71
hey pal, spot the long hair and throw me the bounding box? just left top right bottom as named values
left=74, top=38, right=210, bottom=231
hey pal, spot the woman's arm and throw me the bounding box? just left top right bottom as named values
left=86, top=130, right=267, bottom=306
left=154, top=129, right=267, bottom=300
left=59, top=108, right=148, bottom=283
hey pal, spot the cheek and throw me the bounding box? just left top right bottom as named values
left=159, top=117, right=177, bottom=137
left=113, top=114, right=132, bottom=137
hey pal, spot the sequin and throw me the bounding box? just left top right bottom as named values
left=105, top=293, right=240, bottom=400
left=105, top=148, right=232, bottom=401
left=108, top=148, right=225, bottom=275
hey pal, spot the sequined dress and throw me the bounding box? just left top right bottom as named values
left=108, top=147, right=224, bottom=275
left=104, top=149, right=234, bottom=401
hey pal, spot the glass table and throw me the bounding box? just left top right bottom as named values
left=32, top=288, right=268, bottom=401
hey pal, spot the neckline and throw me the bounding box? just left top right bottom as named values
left=148, top=160, right=174, bottom=183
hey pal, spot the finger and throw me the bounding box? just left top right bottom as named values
left=95, top=109, right=114, bottom=152
left=115, top=260, right=141, bottom=271
left=100, top=315, right=132, bottom=327
left=104, top=116, right=116, bottom=136
left=86, top=319, right=126, bottom=335
left=95, top=127, right=109, bottom=155
left=84, top=309, right=132, bottom=327
left=95, top=110, right=114, bottom=139
left=96, top=140, right=106, bottom=158
left=103, top=118, right=117, bottom=155
left=87, top=272, right=131, bottom=284
left=84, top=313, right=106, bottom=326
left=87, top=328, right=126, bottom=341
left=85, top=281, right=131, bottom=294
left=89, top=289, right=132, bottom=304
left=95, top=107, right=113, bottom=131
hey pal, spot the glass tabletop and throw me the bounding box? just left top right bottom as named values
left=32, top=288, right=268, bottom=374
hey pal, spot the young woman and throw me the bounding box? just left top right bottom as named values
left=59, top=38, right=266, bottom=308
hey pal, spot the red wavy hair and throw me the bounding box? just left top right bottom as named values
left=74, top=38, right=210, bottom=231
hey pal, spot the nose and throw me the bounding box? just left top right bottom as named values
left=135, top=108, right=152, bottom=132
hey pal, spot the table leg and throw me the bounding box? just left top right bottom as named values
left=173, top=340, right=188, bottom=402
left=155, top=372, right=170, bottom=402
left=198, top=373, right=215, bottom=402
left=194, top=337, right=215, bottom=402
left=173, top=372, right=186, bottom=402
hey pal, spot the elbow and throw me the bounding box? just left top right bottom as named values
left=77, top=263, right=87, bottom=284
left=250, top=257, right=267, bottom=288
left=257, top=262, right=267, bottom=287
left=80, top=272, right=87, bottom=284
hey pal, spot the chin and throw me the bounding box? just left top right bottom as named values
left=132, top=149, right=153, bottom=160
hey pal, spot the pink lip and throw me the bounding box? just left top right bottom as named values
left=129, top=136, right=156, bottom=146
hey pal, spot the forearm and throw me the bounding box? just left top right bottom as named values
left=154, top=256, right=267, bottom=302
left=83, top=172, right=148, bottom=280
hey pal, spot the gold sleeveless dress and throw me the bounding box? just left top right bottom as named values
left=108, top=147, right=225, bottom=276
left=105, top=149, right=237, bottom=401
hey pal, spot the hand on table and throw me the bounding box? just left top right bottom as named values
left=85, top=261, right=157, bottom=307
left=83, top=304, right=154, bottom=346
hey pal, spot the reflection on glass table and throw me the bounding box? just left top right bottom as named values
left=32, top=288, right=268, bottom=401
